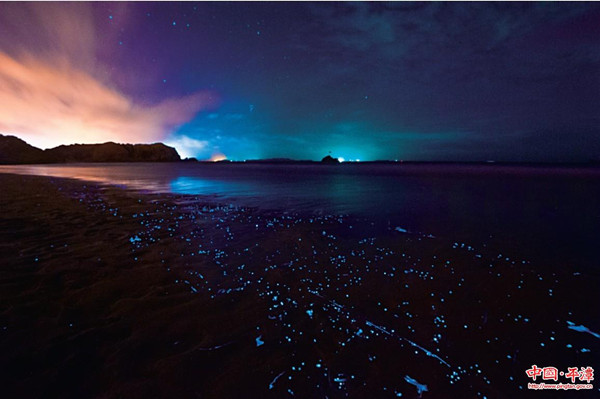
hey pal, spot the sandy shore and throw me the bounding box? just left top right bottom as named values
left=0, top=173, right=598, bottom=398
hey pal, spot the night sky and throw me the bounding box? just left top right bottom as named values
left=0, top=2, right=599, bottom=162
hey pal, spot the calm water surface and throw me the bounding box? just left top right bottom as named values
left=2, top=162, right=600, bottom=268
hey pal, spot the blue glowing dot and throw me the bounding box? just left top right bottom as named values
left=255, top=335, right=264, bottom=347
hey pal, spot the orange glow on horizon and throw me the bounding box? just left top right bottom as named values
left=209, top=153, right=227, bottom=162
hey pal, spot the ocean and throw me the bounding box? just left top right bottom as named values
left=2, top=162, right=599, bottom=269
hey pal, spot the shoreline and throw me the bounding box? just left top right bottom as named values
left=1, top=173, right=598, bottom=398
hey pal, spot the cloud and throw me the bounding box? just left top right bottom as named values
left=0, top=51, right=216, bottom=149
left=0, top=3, right=217, bottom=149
left=164, top=135, right=211, bottom=159
left=294, top=2, right=599, bottom=143
left=0, top=2, right=97, bottom=69
left=311, top=2, right=593, bottom=57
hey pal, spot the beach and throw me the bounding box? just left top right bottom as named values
left=1, top=173, right=598, bottom=398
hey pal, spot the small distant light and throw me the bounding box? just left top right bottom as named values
left=338, top=157, right=345, bottom=163
left=356, top=159, right=360, bottom=162
left=172, top=21, right=176, bottom=26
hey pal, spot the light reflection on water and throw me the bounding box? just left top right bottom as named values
left=169, top=176, right=249, bottom=197
left=2, top=162, right=600, bottom=266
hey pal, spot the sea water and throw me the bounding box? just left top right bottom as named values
left=2, top=162, right=599, bottom=268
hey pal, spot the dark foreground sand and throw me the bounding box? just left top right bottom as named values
left=0, top=173, right=598, bottom=398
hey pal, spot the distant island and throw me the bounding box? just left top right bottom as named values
left=320, top=155, right=340, bottom=164
left=0, top=135, right=180, bottom=164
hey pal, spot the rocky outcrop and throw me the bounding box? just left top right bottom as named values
left=0, top=135, right=181, bottom=164
left=320, top=155, right=340, bottom=164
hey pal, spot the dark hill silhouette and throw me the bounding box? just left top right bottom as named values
left=45, top=142, right=180, bottom=163
left=0, top=135, right=181, bottom=164
left=0, top=135, right=46, bottom=164
left=320, top=155, right=340, bottom=164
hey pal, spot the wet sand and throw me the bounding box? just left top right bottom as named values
left=0, top=173, right=598, bottom=398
